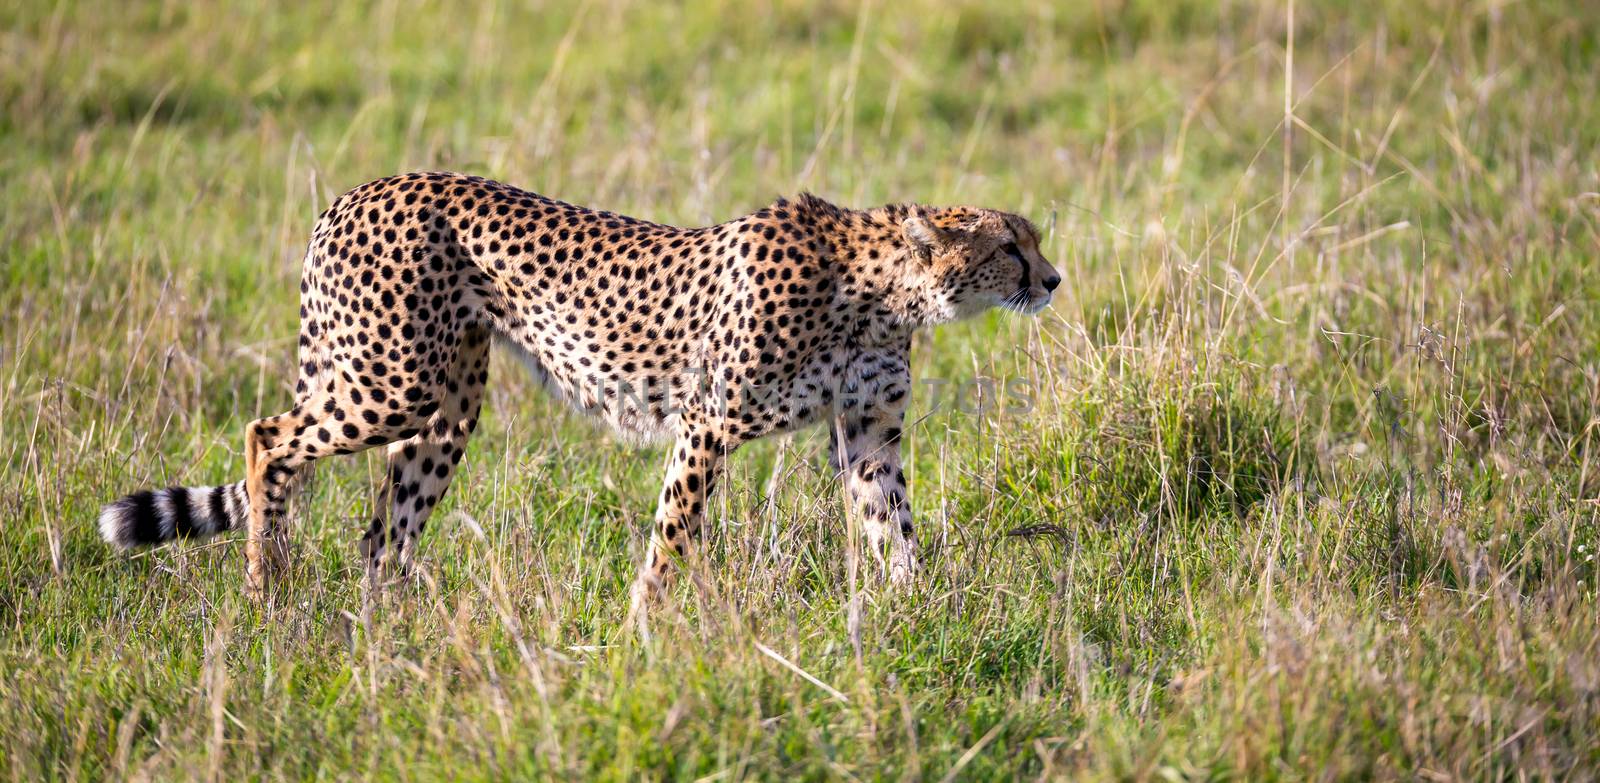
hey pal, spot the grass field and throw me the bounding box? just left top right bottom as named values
left=3, top=0, right=1599, bottom=779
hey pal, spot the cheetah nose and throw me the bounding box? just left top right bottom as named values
left=1042, top=275, right=1061, bottom=292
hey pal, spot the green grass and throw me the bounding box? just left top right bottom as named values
left=3, top=0, right=1599, bottom=778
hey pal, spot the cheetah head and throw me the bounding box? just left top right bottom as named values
left=900, top=208, right=1060, bottom=321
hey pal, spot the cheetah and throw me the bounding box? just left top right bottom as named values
left=99, top=172, right=1060, bottom=613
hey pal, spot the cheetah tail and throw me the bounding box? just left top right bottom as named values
left=98, top=482, right=249, bottom=550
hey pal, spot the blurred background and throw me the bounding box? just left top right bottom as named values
left=2, top=0, right=1598, bottom=778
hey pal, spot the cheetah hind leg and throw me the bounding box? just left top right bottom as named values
left=359, top=328, right=490, bottom=591
left=242, top=403, right=367, bottom=601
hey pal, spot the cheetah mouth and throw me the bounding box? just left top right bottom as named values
left=1001, top=287, right=1051, bottom=315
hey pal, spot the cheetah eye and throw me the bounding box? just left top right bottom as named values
left=999, top=242, right=1021, bottom=259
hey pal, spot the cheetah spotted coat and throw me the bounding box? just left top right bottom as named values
left=100, top=172, right=1060, bottom=611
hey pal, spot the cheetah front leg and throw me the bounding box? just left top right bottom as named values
left=629, top=428, right=726, bottom=621
left=833, top=405, right=919, bottom=585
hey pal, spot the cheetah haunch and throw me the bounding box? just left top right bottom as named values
left=100, top=172, right=1059, bottom=614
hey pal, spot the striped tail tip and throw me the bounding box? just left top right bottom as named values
left=98, top=483, right=247, bottom=550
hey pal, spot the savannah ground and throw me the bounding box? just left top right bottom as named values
left=2, top=0, right=1598, bottom=779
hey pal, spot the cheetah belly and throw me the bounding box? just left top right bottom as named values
left=493, top=333, right=681, bottom=444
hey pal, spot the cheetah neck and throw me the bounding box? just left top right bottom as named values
left=827, top=203, right=956, bottom=330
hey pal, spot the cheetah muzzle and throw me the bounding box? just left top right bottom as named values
left=98, top=172, right=1061, bottom=619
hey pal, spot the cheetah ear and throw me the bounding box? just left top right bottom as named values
left=901, top=215, right=948, bottom=259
